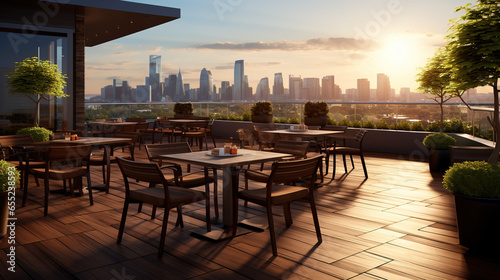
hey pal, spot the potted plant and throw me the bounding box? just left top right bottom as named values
left=304, top=101, right=329, bottom=127
left=251, top=101, right=273, bottom=123
left=423, top=132, right=456, bottom=172
left=173, top=102, right=194, bottom=118
left=16, top=127, right=53, bottom=142
left=443, top=161, right=500, bottom=252
left=5, top=57, right=67, bottom=127
left=0, top=160, right=20, bottom=239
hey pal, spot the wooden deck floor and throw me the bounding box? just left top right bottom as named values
left=1, top=141, right=499, bottom=279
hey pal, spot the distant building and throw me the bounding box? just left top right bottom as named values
left=136, top=85, right=150, bottom=102
left=322, top=75, right=335, bottom=100
left=101, top=85, right=113, bottom=101
left=289, top=75, right=302, bottom=100
left=149, top=55, right=162, bottom=102
left=220, top=81, right=231, bottom=101
left=345, top=88, right=358, bottom=101
left=302, top=78, right=321, bottom=100
left=174, top=69, right=185, bottom=101
left=273, top=73, right=284, bottom=98
left=256, top=77, right=270, bottom=100
left=376, top=73, right=391, bottom=102
left=357, top=78, right=370, bottom=101
left=400, top=87, right=411, bottom=102
left=199, top=68, right=213, bottom=101
left=233, top=60, right=244, bottom=100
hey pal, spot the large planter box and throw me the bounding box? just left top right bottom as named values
left=454, top=194, right=500, bottom=251
left=251, top=115, right=273, bottom=123
left=304, top=117, right=328, bottom=127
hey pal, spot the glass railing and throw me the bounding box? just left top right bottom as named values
left=84, top=101, right=495, bottom=140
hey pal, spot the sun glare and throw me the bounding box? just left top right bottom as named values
left=383, top=37, right=415, bottom=63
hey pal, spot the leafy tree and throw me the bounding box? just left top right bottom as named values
left=446, top=0, right=500, bottom=162
left=5, top=57, right=67, bottom=127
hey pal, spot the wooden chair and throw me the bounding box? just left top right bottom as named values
left=29, top=145, right=93, bottom=216
left=156, top=118, right=175, bottom=144
left=325, top=129, right=368, bottom=179
left=0, top=134, right=45, bottom=203
left=88, top=132, right=139, bottom=193
left=145, top=142, right=219, bottom=219
left=235, top=155, right=323, bottom=256
left=134, top=121, right=153, bottom=149
left=252, top=123, right=281, bottom=151
left=204, top=119, right=217, bottom=149
left=180, top=121, right=209, bottom=150
left=116, top=157, right=211, bottom=258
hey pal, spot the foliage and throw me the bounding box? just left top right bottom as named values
left=241, top=111, right=251, bottom=121
left=446, top=1, right=500, bottom=162
left=362, top=120, right=376, bottom=129
left=327, top=119, right=338, bottom=126
left=251, top=101, right=273, bottom=116
left=16, top=126, right=53, bottom=142
left=5, top=57, right=67, bottom=127
left=304, top=101, right=329, bottom=118
left=443, top=161, right=500, bottom=199
left=339, top=118, right=351, bottom=127
left=422, top=133, right=456, bottom=150
left=394, top=121, right=411, bottom=131
left=410, top=122, right=425, bottom=131
left=288, top=117, right=300, bottom=124
left=351, top=120, right=362, bottom=128
left=444, top=118, right=465, bottom=133
left=0, top=160, right=20, bottom=192
left=173, top=102, right=193, bottom=114
left=95, top=115, right=109, bottom=120
left=376, top=120, right=389, bottom=129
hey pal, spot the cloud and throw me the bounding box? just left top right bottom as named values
left=149, top=46, right=163, bottom=53
left=111, top=50, right=142, bottom=56
left=195, top=37, right=379, bottom=52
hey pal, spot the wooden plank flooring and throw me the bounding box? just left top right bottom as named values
left=1, top=140, right=499, bottom=279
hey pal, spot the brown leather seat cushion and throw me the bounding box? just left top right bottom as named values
left=130, top=186, right=205, bottom=206
left=239, top=184, right=309, bottom=205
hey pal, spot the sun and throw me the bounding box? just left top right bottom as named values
left=383, top=37, right=415, bottom=64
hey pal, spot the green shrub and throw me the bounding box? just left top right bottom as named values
left=396, top=121, right=411, bottom=131
left=173, top=102, right=193, bottom=114
left=251, top=101, right=273, bottom=116
left=362, top=120, right=376, bottom=129
left=327, top=119, right=338, bottom=125
left=288, top=117, right=300, bottom=124
left=410, top=122, right=425, bottom=131
left=0, top=160, right=20, bottom=192
left=376, top=120, right=389, bottom=129
left=443, top=161, right=500, bottom=199
left=446, top=118, right=465, bottom=133
left=241, top=111, right=251, bottom=121
left=339, top=118, right=351, bottom=127
left=304, top=101, right=329, bottom=117
left=352, top=120, right=362, bottom=128
left=422, top=133, right=456, bottom=149
left=17, top=127, right=53, bottom=142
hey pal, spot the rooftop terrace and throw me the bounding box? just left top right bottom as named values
left=1, top=139, right=499, bottom=279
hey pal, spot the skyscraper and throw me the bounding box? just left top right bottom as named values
left=357, top=78, right=370, bottom=101
left=273, top=73, right=284, bottom=97
left=255, top=77, right=270, bottom=100
left=220, top=81, right=231, bottom=101
left=166, top=74, right=177, bottom=100
left=289, top=75, right=302, bottom=101
left=233, top=60, right=244, bottom=101
left=149, top=55, right=162, bottom=102
left=199, top=68, right=213, bottom=101
left=377, top=73, right=391, bottom=102
left=174, top=68, right=185, bottom=101
left=302, top=78, right=320, bottom=100
left=321, top=75, right=335, bottom=100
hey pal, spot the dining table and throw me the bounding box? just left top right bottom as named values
left=159, top=148, right=292, bottom=240
left=32, top=137, right=133, bottom=193
left=85, top=121, right=146, bottom=135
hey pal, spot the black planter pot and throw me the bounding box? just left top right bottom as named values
left=454, top=194, right=500, bottom=251
left=428, top=148, right=451, bottom=172
left=251, top=115, right=273, bottom=123
left=304, top=116, right=328, bottom=128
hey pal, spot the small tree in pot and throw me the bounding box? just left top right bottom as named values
left=173, top=102, right=194, bottom=118
left=304, top=101, right=329, bottom=127
left=251, top=101, right=273, bottom=123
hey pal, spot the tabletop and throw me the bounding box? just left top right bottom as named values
left=159, top=149, right=292, bottom=169
left=262, top=129, right=344, bottom=137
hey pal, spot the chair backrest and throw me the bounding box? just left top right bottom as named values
left=237, top=128, right=255, bottom=148
left=157, top=119, right=172, bottom=128
left=145, top=142, right=192, bottom=161
left=268, top=155, right=323, bottom=185
left=135, top=122, right=151, bottom=132
left=347, top=129, right=367, bottom=149
left=116, top=157, right=167, bottom=185
left=274, top=140, right=310, bottom=159
left=252, top=124, right=280, bottom=148
left=0, top=134, right=35, bottom=148
left=322, top=125, right=347, bottom=132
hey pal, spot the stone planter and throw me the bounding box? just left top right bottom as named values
left=428, top=148, right=451, bottom=172
left=251, top=115, right=273, bottom=123
left=304, top=116, right=328, bottom=128
left=454, top=194, right=500, bottom=251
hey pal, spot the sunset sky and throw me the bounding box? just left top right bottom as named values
left=85, top=0, right=473, bottom=97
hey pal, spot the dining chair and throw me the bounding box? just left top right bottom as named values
left=204, top=119, right=217, bottom=149
left=29, top=145, right=93, bottom=216
left=116, top=157, right=211, bottom=258
left=181, top=121, right=209, bottom=150
left=0, top=134, right=45, bottom=204
left=145, top=142, right=219, bottom=219
left=324, top=129, right=368, bottom=179
left=252, top=123, right=281, bottom=151
left=156, top=118, right=175, bottom=144
left=88, top=132, right=139, bottom=192
left=134, top=121, right=153, bottom=149
left=235, top=155, right=323, bottom=256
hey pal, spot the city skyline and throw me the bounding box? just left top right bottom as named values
left=85, top=0, right=479, bottom=98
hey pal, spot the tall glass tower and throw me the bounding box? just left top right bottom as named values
left=199, top=68, right=213, bottom=101
left=149, top=55, right=162, bottom=102
left=174, top=68, right=185, bottom=101
left=233, top=60, right=244, bottom=101
left=273, top=73, right=284, bottom=97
